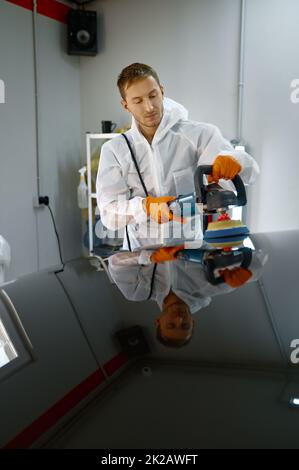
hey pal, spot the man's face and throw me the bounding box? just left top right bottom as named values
left=155, top=292, right=195, bottom=343
left=121, top=76, right=164, bottom=131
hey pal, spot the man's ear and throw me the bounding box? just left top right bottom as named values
left=160, top=85, right=164, bottom=98
left=121, top=99, right=129, bottom=111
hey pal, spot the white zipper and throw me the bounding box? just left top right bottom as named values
left=145, top=141, right=166, bottom=244
left=150, top=142, right=171, bottom=244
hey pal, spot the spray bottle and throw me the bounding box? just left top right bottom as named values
left=77, top=166, right=88, bottom=209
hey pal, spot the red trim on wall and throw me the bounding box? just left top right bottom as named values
left=6, top=0, right=71, bottom=24
left=3, top=353, right=129, bottom=449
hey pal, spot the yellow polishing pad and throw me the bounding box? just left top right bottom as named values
left=208, top=240, right=244, bottom=248
left=207, top=219, right=245, bottom=231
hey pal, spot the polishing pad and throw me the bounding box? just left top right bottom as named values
left=204, top=219, right=249, bottom=240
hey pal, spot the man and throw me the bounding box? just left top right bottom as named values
left=96, top=63, right=259, bottom=251
left=108, top=245, right=267, bottom=347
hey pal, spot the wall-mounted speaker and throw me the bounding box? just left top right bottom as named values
left=115, top=325, right=150, bottom=357
left=67, top=10, right=98, bottom=56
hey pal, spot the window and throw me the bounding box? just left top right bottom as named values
left=0, top=316, right=18, bottom=368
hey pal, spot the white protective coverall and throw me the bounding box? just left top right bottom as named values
left=0, top=235, right=11, bottom=284
left=96, top=97, right=259, bottom=251
left=108, top=249, right=268, bottom=314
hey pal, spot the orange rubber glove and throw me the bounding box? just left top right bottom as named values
left=208, top=155, right=242, bottom=183
left=150, top=245, right=185, bottom=264
left=143, top=195, right=186, bottom=224
left=219, top=266, right=252, bottom=288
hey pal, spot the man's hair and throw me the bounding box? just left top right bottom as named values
left=117, top=63, right=161, bottom=100
left=156, top=325, right=193, bottom=348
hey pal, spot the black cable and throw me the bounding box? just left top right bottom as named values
left=125, top=226, right=132, bottom=252
left=47, top=205, right=65, bottom=268
left=121, top=133, right=149, bottom=197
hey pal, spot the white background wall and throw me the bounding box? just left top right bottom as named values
left=1, top=0, right=298, bottom=448
left=80, top=0, right=240, bottom=141
left=243, top=0, right=299, bottom=231
left=49, top=364, right=299, bottom=449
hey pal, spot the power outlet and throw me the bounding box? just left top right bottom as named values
left=33, top=196, right=49, bottom=208
left=33, top=196, right=43, bottom=208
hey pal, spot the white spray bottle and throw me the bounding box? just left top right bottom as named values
left=77, top=166, right=88, bottom=209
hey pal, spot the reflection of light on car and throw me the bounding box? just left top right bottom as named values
left=0, top=318, right=18, bottom=368
left=243, top=236, right=255, bottom=250
left=290, top=398, right=299, bottom=407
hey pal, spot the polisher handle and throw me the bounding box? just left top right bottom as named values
left=194, top=164, right=247, bottom=207
left=204, top=247, right=252, bottom=285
